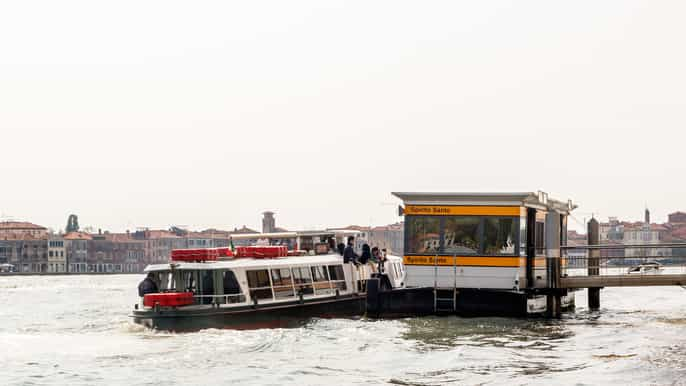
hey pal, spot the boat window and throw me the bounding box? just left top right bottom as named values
left=311, top=265, right=328, bottom=282
left=483, top=217, right=517, bottom=256
left=181, top=271, right=197, bottom=293
left=247, top=269, right=273, bottom=301
left=292, top=267, right=314, bottom=295
left=327, top=265, right=347, bottom=291
left=222, top=270, right=242, bottom=295
left=271, top=268, right=295, bottom=299
left=151, top=271, right=170, bottom=291
left=406, top=216, right=440, bottom=254
left=199, top=270, right=215, bottom=304
left=311, top=265, right=332, bottom=294
left=443, top=217, right=480, bottom=255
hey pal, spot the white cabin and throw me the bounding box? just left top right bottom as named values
left=143, top=253, right=405, bottom=307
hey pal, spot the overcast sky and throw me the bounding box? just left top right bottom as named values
left=1, top=1, right=685, bottom=233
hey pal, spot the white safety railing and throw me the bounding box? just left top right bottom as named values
left=560, top=243, right=686, bottom=278
left=192, top=293, right=246, bottom=304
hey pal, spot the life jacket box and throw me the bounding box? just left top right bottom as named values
left=143, top=292, right=194, bottom=307
left=236, top=245, right=288, bottom=258
left=171, top=248, right=228, bottom=261
left=216, top=247, right=233, bottom=257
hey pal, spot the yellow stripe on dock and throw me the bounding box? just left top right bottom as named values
left=403, top=255, right=521, bottom=267
left=403, top=205, right=522, bottom=216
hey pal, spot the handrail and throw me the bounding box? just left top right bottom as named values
left=562, top=243, right=686, bottom=250
left=193, top=293, right=246, bottom=304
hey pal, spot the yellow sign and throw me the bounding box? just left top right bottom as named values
left=403, top=255, right=521, bottom=267
left=403, top=205, right=521, bottom=216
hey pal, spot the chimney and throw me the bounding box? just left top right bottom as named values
left=645, top=208, right=650, bottom=224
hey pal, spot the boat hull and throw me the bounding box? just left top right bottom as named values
left=132, top=294, right=365, bottom=331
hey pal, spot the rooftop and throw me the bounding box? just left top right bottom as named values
left=63, top=232, right=93, bottom=240
left=0, top=221, right=47, bottom=230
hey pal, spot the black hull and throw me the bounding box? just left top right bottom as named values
left=368, top=287, right=534, bottom=317
left=132, top=294, right=365, bottom=332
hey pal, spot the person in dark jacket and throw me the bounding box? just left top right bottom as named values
left=360, top=244, right=371, bottom=264
left=138, top=272, right=159, bottom=297
left=337, top=243, right=346, bottom=257
left=343, top=236, right=359, bottom=264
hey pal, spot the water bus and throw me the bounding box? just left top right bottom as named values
left=131, top=236, right=406, bottom=331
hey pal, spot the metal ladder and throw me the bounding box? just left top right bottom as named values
left=433, top=255, right=458, bottom=313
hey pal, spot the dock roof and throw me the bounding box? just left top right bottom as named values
left=392, top=191, right=575, bottom=214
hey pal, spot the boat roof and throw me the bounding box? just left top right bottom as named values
left=229, top=229, right=360, bottom=240
left=146, top=254, right=343, bottom=272
left=144, top=253, right=402, bottom=272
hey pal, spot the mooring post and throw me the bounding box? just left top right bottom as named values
left=587, top=218, right=600, bottom=310
left=366, top=278, right=380, bottom=317
left=546, top=212, right=562, bottom=318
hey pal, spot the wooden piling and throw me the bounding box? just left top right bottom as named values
left=546, top=213, right=562, bottom=318
left=587, top=218, right=600, bottom=310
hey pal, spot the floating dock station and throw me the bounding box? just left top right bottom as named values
left=367, top=191, right=577, bottom=317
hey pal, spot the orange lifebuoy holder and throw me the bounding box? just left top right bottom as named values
left=143, top=292, right=194, bottom=308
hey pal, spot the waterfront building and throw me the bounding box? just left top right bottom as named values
left=134, top=229, right=185, bottom=265
left=369, top=222, right=404, bottom=256
left=48, top=237, right=66, bottom=273
left=64, top=231, right=92, bottom=273
left=0, top=221, right=48, bottom=240
left=668, top=211, right=686, bottom=224
left=599, top=217, right=624, bottom=242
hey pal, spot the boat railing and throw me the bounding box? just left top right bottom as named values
left=330, top=279, right=347, bottom=291
left=250, top=278, right=349, bottom=303
left=192, top=293, right=246, bottom=305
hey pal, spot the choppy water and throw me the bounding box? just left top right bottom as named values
left=1, top=275, right=686, bottom=385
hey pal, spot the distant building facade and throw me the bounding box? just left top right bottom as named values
left=48, top=237, right=66, bottom=273
left=369, top=222, right=404, bottom=255
left=668, top=211, right=686, bottom=224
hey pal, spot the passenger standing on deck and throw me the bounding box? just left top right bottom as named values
left=376, top=248, right=388, bottom=274
left=360, top=244, right=371, bottom=264
left=138, top=272, right=159, bottom=297
left=343, top=236, right=359, bottom=265
left=371, top=247, right=381, bottom=267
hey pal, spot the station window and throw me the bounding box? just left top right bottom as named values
left=519, top=217, right=527, bottom=257
left=405, top=215, right=520, bottom=256
left=443, top=217, right=480, bottom=255
left=247, top=269, right=273, bottom=300
left=535, top=222, right=545, bottom=255
left=483, top=218, right=517, bottom=256
left=405, top=216, right=440, bottom=254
